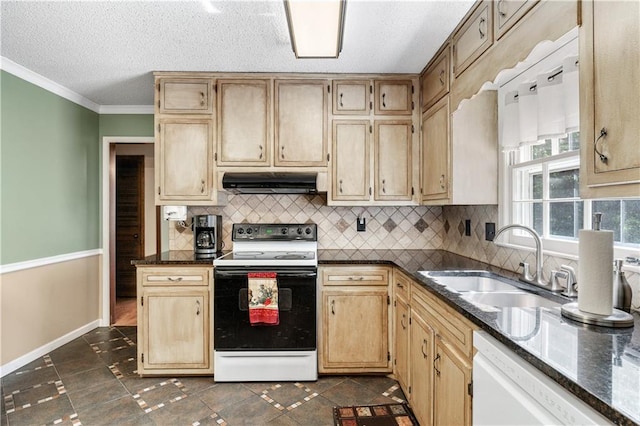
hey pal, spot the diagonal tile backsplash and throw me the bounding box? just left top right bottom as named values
left=168, top=197, right=639, bottom=311
left=169, top=194, right=444, bottom=252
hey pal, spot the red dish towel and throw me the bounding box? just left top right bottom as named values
left=247, top=272, right=279, bottom=326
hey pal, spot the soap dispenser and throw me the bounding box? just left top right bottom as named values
left=613, top=259, right=632, bottom=313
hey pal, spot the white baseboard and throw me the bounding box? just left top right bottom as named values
left=0, top=320, right=101, bottom=377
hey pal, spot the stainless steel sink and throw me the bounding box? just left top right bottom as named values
left=419, top=271, right=521, bottom=293
left=461, top=292, right=560, bottom=308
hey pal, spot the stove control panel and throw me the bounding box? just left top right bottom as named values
left=232, top=223, right=317, bottom=241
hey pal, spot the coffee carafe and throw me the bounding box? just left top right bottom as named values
left=193, top=215, right=223, bottom=256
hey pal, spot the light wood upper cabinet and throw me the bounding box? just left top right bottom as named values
left=333, top=80, right=371, bottom=115
left=421, top=46, right=450, bottom=112
left=374, top=120, right=413, bottom=201
left=158, top=78, right=214, bottom=114
left=319, top=266, right=391, bottom=374
left=494, top=0, right=539, bottom=40
left=332, top=120, right=370, bottom=201
left=275, top=80, right=328, bottom=167
left=452, top=0, right=493, bottom=78
left=155, top=117, right=215, bottom=205
left=580, top=0, right=640, bottom=198
left=374, top=80, right=413, bottom=115
left=421, top=96, right=450, bottom=202
left=216, top=79, right=271, bottom=166
left=137, top=266, right=213, bottom=376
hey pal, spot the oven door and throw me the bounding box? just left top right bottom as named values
left=214, top=266, right=317, bottom=351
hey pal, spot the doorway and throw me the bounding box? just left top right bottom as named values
left=114, top=155, right=144, bottom=325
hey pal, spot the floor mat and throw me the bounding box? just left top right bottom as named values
left=333, top=403, right=418, bottom=426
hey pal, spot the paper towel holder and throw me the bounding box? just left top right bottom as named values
left=560, top=303, right=634, bottom=328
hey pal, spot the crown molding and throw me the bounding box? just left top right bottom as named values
left=1, top=57, right=101, bottom=113
left=99, top=105, right=154, bottom=114
left=1, top=57, right=153, bottom=114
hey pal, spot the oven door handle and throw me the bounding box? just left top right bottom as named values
left=214, top=270, right=317, bottom=278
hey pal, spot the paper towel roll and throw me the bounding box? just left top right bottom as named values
left=578, top=229, right=614, bottom=315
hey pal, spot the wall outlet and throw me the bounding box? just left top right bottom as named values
left=485, top=222, right=496, bottom=241
left=465, top=219, right=471, bottom=236
left=357, top=217, right=366, bottom=232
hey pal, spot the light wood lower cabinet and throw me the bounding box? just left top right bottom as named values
left=402, top=280, right=475, bottom=426
left=319, top=266, right=391, bottom=373
left=393, top=270, right=412, bottom=394
left=136, top=266, right=213, bottom=376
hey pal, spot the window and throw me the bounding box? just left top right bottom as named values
left=507, top=132, right=640, bottom=257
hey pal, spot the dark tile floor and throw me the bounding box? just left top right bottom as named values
left=1, top=327, right=407, bottom=425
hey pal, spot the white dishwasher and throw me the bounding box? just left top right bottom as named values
left=473, top=331, right=611, bottom=425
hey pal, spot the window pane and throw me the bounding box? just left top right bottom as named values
left=533, top=202, right=543, bottom=235
left=559, top=131, right=580, bottom=153
left=531, top=173, right=543, bottom=200
left=592, top=200, right=621, bottom=241
left=550, top=201, right=583, bottom=239
left=623, top=200, right=640, bottom=245
left=549, top=169, right=579, bottom=199
left=532, top=139, right=553, bottom=159
left=513, top=202, right=543, bottom=235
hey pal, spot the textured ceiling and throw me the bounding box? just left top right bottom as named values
left=1, top=0, right=474, bottom=106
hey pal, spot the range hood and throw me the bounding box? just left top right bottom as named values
left=222, top=172, right=318, bottom=194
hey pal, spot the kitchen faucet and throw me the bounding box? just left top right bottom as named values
left=493, top=224, right=553, bottom=290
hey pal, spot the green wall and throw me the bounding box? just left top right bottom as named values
left=99, top=114, right=153, bottom=140
left=1, top=71, right=100, bottom=264
left=0, top=70, right=156, bottom=265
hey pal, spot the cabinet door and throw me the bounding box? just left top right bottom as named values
left=409, top=310, right=435, bottom=426
left=494, top=0, right=539, bottom=40
left=394, top=294, right=410, bottom=392
left=421, top=46, right=450, bottom=112
left=580, top=0, right=640, bottom=197
left=332, top=120, right=370, bottom=201
left=217, top=79, right=270, bottom=166
left=333, top=80, right=370, bottom=115
left=156, top=118, right=214, bottom=204
left=452, top=0, right=493, bottom=78
left=322, top=289, right=389, bottom=369
left=433, top=338, right=472, bottom=426
left=141, top=287, right=210, bottom=370
left=158, top=78, right=213, bottom=114
left=275, top=80, right=328, bottom=166
left=421, top=96, right=450, bottom=202
left=374, top=81, right=413, bottom=115
left=374, top=120, right=413, bottom=201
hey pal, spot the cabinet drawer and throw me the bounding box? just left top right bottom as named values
left=452, top=0, right=493, bottom=78
left=158, top=79, right=214, bottom=114
left=393, top=270, right=412, bottom=302
left=374, top=80, right=413, bottom=115
left=139, top=267, right=210, bottom=287
left=333, top=80, right=371, bottom=115
left=494, top=0, right=539, bottom=40
left=411, top=285, right=474, bottom=358
left=421, top=46, right=450, bottom=111
left=322, top=266, right=390, bottom=286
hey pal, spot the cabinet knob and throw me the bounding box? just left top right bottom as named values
left=439, top=174, right=446, bottom=190
left=167, top=277, right=183, bottom=282
left=433, top=353, right=441, bottom=376
left=382, top=93, right=386, bottom=108
left=201, top=179, right=205, bottom=193
left=382, top=179, right=386, bottom=194
left=401, top=314, right=407, bottom=330
left=133, top=234, right=139, bottom=239
left=497, top=0, right=506, bottom=17
left=421, top=339, right=428, bottom=359
left=339, top=92, right=344, bottom=107
left=196, top=300, right=200, bottom=316
left=339, top=179, right=343, bottom=193
left=200, top=92, right=205, bottom=106
left=259, top=144, right=263, bottom=160
left=331, top=300, right=335, bottom=315
left=439, top=70, right=445, bottom=86
left=281, top=146, right=285, bottom=159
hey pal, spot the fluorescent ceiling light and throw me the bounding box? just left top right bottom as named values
left=202, top=0, right=221, bottom=14
left=284, top=0, right=346, bottom=58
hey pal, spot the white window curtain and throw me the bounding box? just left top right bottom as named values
left=500, top=55, right=579, bottom=151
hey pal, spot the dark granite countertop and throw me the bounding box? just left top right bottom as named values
left=134, top=249, right=639, bottom=424
left=320, top=249, right=640, bottom=426
left=132, top=250, right=229, bottom=265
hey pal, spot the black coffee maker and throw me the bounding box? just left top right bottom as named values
left=193, top=215, right=223, bottom=257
